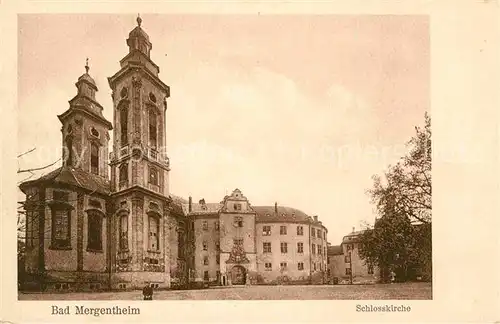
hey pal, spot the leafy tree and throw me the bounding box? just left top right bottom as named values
left=359, top=113, right=432, bottom=282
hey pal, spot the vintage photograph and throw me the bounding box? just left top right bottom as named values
left=17, top=14, right=431, bottom=300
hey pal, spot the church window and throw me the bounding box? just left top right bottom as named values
left=87, top=210, right=103, bottom=251
left=148, top=214, right=160, bottom=251
left=51, top=207, right=71, bottom=249
left=90, top=127, right=99, bottom=138
left=120, top=87, right=128, bottom=98
left=65, top=136, right=73, bottom=167
left=149, top=110, right=157, bottom=149
left=119, top=213, right=128, bottom=250
left=90, top=143, right=99, bottom=175
left=149, top=166, right=158, bottom=185
left=119, top=163, right=128, bottom=184
left=120, top=105, right=128, bottom=146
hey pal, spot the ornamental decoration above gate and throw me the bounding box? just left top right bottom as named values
left=226, top=240, right=250, bottom=264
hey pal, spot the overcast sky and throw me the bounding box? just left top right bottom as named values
left=17, top=14, right=429, bottom=243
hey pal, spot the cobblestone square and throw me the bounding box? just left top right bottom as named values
left=19, top=282, right=431, bottom=300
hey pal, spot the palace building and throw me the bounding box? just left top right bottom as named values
left=19, top=17, right=329, bottom=292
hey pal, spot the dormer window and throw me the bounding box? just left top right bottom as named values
left=90, top=127, right=99, bottom=138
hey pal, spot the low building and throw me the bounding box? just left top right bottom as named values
left=327, top=229, right=379, bottom=284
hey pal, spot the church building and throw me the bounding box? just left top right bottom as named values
left=19, top=17, right=329, bottom=292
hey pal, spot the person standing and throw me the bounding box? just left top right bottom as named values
left=143, top=283, right=153, bottom=300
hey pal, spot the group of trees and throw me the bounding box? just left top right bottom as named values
left=359, top=113, right=432, bottom=282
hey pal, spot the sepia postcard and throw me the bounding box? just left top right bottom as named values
left=1, top=1, right=499, bottom=323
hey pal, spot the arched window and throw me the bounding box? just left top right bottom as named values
left=65, top=136, right=73, bottom=167
left=87, top=210, right=103, bottom=251
left=148, top=214, right=160, bottom=251
left=90, top=143, right=99, bottom=175
left=149, top=166, right=158, bottom=186
left=119, top=213, right=128, bottom=250
left=120, top=105, right=128, bottom=146
left=119, top=163, right=128, bottom=184
left=149, top=110, right=157, bottom=149
left=50, top=191, right=72, bottom=249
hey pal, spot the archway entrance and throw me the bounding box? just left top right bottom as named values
left=230, top=265, right=246, bottom=285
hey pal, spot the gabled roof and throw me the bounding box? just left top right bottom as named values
left=19, top=166, right=111, bottom=195
left=253, top=206, right=309, bottom=223
left=327, top=245, right=343, bottom=256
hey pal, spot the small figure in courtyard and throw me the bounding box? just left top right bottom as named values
left=390, top=271, right=396, bottom=284
left=143, top=283, right=153, bottom=300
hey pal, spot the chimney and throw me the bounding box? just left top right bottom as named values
left=199, top=198, right=207, bottom=210
left=188, top=196, right=192, bottom=213
left=313, top=216, right=318, bottom=222
left=352, top=226, right=355, bottom=233
left=274, top=202, right=278, bottom=214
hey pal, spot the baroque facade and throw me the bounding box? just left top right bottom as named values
left=19, top=17, right=329, bottom=292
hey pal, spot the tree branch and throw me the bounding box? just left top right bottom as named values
left=17, top=158, right=60, bottom=174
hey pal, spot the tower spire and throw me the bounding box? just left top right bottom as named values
left=137, top=14, right=142, bottom=27
left=85, top=57, right=89, bottom=74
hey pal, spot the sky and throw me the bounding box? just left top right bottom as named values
left=17, top=14, right=429, bottom=244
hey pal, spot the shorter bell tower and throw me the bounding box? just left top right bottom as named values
left=58, top=59, right=112, bottom=177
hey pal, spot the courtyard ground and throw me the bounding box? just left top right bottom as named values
left=18, top=282, right=431, bottom=300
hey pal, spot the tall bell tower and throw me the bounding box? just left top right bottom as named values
left=108, top=15, right=172, bottom=289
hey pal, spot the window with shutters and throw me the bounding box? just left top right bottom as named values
left=280, top=242, right=288, bottom=254
left=280, top=225, right=287, bottom=235
left=298, top=262, right=304, bottom=270
left=296, top=226, right=303, bottom=235
left=312, top=243, right=316, bottom=254
left=262, top=225, right=271, bottom=236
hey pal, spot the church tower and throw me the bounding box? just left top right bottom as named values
left=58, top=59, right=112, bottom=176
left=108, top=15, right=172, bottom=289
